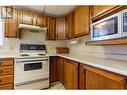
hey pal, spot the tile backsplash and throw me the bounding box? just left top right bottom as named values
left=0, top=31, right=67, bottom=54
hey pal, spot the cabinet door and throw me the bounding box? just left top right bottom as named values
left=86, top=66, right=126, bottom=89
left=46, top=17, right=56, bottom=40
left=64, top=59, right=78, bottom=89
left=57, top=57, right=64, bottom=85
left=4, top=9, right=19, bottom=37
left=36, top=15, right=47, bottom=26
left=92, top=5, right=116, bottom=17
left=79, top=64, right=86, bottom=89
left=20, top=10, right=33, bottom=25
left=56, top=17, right=66, bottom=40
left=74, top=6, right=90, bottom=37
left=66, top=12, right=74, bottom=39
left=50, top=57, right=59, bottom=83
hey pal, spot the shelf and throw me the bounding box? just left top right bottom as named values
left=85, top=38, right=127, bottom=46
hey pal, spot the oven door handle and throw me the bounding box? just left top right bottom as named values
left=16, top=59, right=48, bottom=63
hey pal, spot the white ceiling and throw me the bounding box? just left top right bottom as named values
left=16, top=5, right=76, bottom=17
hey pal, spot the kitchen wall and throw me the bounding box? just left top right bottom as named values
left=67, top=35, right=127, bottom=60
left=0, top=30, right=67, bottom=54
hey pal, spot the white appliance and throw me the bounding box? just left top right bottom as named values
left=122, top=9, right=127, bottom=37
left=91, top=12, right=122, bottom=41
left=15, top=44, right=49, bottom=90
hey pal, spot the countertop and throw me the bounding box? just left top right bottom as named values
left=1, top=53, right=127, bottom=76
left=57, top=54, right=127, bottom=76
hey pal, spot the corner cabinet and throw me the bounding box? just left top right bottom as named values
left=46, top=17, right=56, bottom=40
left=74, top=6, right=90, bottom=38
left=79, top=64, right=126, bottom=90
left=4, top=8, right=19, bottom=38
left=64, top=59, right=78, bottom=89
left=56, top=17, right=66, bottom=40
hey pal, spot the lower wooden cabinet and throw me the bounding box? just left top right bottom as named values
left=57, top=57, right=64, bottom=85
left=0, top=58, right=14, bottom=90
left=50, top=56, right=127, bottom=90
left=64, top=59, right=78, bottom=89
left=79, top=64, right=126, bottom=90
left=50, top=56, right=59, bottom=83
left=0, top=84, right=13, bottom=90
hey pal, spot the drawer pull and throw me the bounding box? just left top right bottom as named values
left=0, top=70, right=3, bottom=73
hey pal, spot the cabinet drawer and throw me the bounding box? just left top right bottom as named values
left=0, top=66, right=13, bottom=75
left=0, top=75, right=13, bottom=85
left=0, top=59, right=13, bottom=66
left=0, top=84, right=13, bottom=90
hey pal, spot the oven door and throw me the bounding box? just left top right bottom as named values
left=14, top=57, right=49, bottom=84
left=91, top=12, right=121, bottom=41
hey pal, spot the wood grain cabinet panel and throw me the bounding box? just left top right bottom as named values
left=66, top=12, right=74, bottom=39
left=56, top=17, right=66, bottom=40
left=57, top=57, right=64, bottom=85
left=92, top=5, right=116, bottom=17
left=0, top=66, right=13, bottom=76
left=64, top=59, right=78, bottom=89
left=4, top=8, right=19, bottom=37
left=20, top=10, right=33, bottom=25
left=0, top=75, right=13, bottom=85
left=74, top=6, right=90, bottom=37
left=0, top=59, right=13, bottom=66
left=46, top=17, right=56, bottom=40
left=36, top=15, right=47, bottom=26
left=0, top=84, right=13, bottom=90
left=50, top=57, right=59, bottom=83
left=85, top=66, right=126, bottom=89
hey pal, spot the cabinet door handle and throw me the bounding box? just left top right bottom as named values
left=0, top=70, right=3, bottom=73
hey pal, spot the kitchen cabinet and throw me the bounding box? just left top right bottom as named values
left=74, top=6, right=90, bottom=38
left=0, top=58, right=14, bottom=90
left=36, top=15, right=47, bottom=26
left=19, top=10, right=33, bottom=25
left=79, top=64, right=126, bottom=89
left=50, top=56, right=59, bottom=83
left=56, top=17, right=66, bottom=40
left=91, top=5, right=117, bottom=17
left=57, top=57, right=64, bottom=85
left=79, top=64, right=86, bottom=89
left=64, top=59, right=78, bottom=89
left=46, top=17, right=56, bottom=40
left=66, top=12, right=74, bottom=39
left=4, top=8, right=19, bottom=38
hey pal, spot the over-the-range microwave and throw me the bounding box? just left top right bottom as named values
left=91, top=9, right=127, bottom=41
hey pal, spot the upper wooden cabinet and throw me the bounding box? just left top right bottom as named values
left=46, top=17, right=56, bottom=40
left=66, top=12, right=74, bottom=39
left=56, top=17, right=66, bottom=40
left=74, top=6, right=90, bottom=37
left=91, top=5, right=117, bottom=17
left=36, top=15, right=47, bottom=26
left=4, top=8, right=19, bottom=38
left=19, top=10, right=33, bottom=25
left=64, top=59, right=78, bottom=89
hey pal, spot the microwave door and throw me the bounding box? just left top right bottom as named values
left=122, top=9, right=127, bottom=37
left=91, top=12, right=121, bottom=41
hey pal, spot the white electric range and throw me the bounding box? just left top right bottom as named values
left=15, top=44, right=49, bottom=90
